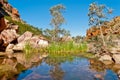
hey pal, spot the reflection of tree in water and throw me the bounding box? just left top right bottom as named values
left=45, top=53, right=74, bottom=66
left=89, top=59, right=106, bottom=72
left=45, top=57, right=65, bottom=80
left=45, top=54, right=74, bottom=80
left=50, top=64, right=64, bottom=80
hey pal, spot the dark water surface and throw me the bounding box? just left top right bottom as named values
left=17, top=56, right=119, bottom=80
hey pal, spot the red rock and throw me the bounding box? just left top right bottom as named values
left=86, top=16, right=120, bottom=39
left=12, top=8, right=20, bottom=17
left=0, top=34, right=3, bottom=45
left=0, top=17, right=6, bottom=32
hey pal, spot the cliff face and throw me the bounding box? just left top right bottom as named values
left=0, top=0, right=20, bottom=21
left=86, top=16, right=120, bottom=39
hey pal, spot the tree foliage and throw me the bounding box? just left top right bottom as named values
left=43, top=28, right=70, bottom=41
left=50, top=4, right=66, bottom=41
left=88, top=2, right=113, bottom=26
left=88, top=2, right=113, bottom=46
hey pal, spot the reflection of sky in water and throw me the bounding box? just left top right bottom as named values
left=17, top=57, right=119, bottom=80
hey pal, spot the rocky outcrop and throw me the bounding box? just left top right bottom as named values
left=0, top=10, right=7, bottom=32
left=12, top=8, right=20, bottom=17
left=13, top=31, right=48, bottom=51
left=0, top=1, right=48, bottom=52
left=0, top=0, right=21, bottom=21
left=1, top=29, right=19, bottom=44
left=0, top=15, right=19, bottom=51
left=86, top=16, right=120, bottom=64
left=86, top=16, right=120, bottom=39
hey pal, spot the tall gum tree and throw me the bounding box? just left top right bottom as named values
left=88, top=2, right=113, bottom=46
left=50, top=4, right=66, bottom=42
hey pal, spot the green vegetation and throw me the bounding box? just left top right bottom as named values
left=23, top=43, right=40, bottom=60
left=23, top=43, right=33, bottom=59
left=47, top=41, right=87, bottom=53
left=23, top=41, right=93, bottom=59
left=5, top=16, right=42, bottom=35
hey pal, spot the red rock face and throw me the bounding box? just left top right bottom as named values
left=86, top=16, right=120, bottom=39
left=12, top=8, right=20, bottom=17
left=0, top=17, right=6, bottom=32
left=0, top=0, right=20, bottom=21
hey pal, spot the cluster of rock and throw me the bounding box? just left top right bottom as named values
left=86, top=16, right=120, bottom=64
left=0, top=21, right=48, bottom=53
left=0, top=1, right=48, bottom=53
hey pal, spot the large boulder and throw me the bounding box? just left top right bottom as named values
left=38, top=39, right=48, bottom=47
left=1, top=29, right=19, bottom=44
left=113, top=54, right=120, bottom=64
left=13, top=31, right=33, bottom=51
left=5, top=44, right=14, bottom=53
left=29, top=36, right=40, bottom=48
left=13, top=42, right=25, bottom=51
left=18, top=31, right=33, bottom=43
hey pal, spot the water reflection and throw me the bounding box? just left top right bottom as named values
left=17, top=53, right=119, bottom=80
left=50, top=64, right=64, bottom=80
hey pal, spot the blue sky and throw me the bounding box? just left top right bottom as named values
left=8, top=0, right=120, bottom=36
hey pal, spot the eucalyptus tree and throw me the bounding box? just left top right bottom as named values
left=50, top=4, right=66, bottom=41
left=88, top=2, right=113, bottom=46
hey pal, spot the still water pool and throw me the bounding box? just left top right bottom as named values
left=17, top=56, right=119, bottom=80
